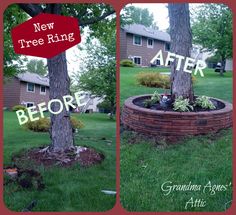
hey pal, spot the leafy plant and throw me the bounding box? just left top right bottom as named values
left=136, top=72, right=170, bottom=89
left=12, top=105, right=27, bottom=112
left=151, top=90, right=161, bottom=103
left=120, top=59, right=135, bottom=67
left=195, top=96, right=216, bottom=109
left=173, top=96, right=193, bottom=112
left=25, top=117, right=84, bottom=132
left=143, top=99, right=155, bottom=108
left=143, top=90, right=162, bottom=108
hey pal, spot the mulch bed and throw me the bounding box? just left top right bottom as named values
left=133, top=96, right=225, bottom=112
left=13, top=146, right=105, bottom=168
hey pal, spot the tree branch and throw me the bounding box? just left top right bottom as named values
left=79, top=9, right=115, bottom=27
left=18, top=4, right=43, bottom=17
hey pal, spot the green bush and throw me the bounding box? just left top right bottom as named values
left=25, top=118, right=50, bottom=132
left=136, top=72, right=170, bottom=89
left=136, top=72, right=196, bottom=89
left=12, top=105, right=27, bottom=112
left=25, top=117, right=84, bottom=132
left=97, top=100, right=114, bottom=113
left=195, top=96, right=216, bottom=110
left=120, top=59, right=135, bottom=67
left=173, top=96, right=193, bottom=112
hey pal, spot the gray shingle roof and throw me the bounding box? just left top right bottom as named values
left=122, top=24, right=170, bottom=42
left=17, top=72, right=49, bottom=87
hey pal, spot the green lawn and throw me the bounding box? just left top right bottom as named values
left=4, top=112, right=116, bottom=212
left=120, top=67, right=233, bottom=211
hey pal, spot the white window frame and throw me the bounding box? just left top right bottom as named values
left=27, top=82, right=35, bottom=93
left=40, top=85, right=46, bottom=95
left=133, top=56, right=142, bottom=65
left=133, top=35, right=142, bottom=46
left=26, top=102, right=34, bottom=108
left=164, top=42, right=170, bottom=52
left=147, top=38, right=154, bottom=48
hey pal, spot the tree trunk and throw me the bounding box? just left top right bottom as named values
left=47, top=52, right=74, bottom=152
left=168, top=3, right=194, bottom=101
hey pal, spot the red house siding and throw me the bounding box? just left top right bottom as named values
left=20, top=82, right=50, bottom=106
left=3, top=77, right=21, bottom=108
left=3, top=77, right=50, bottom=109
left=126, top=33, right=169, bottom=67
left=120, top=30, right=169, bottom=67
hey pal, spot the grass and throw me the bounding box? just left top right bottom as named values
left=120, top=67, right=232, bottom=104
left=120, top=67, right=232, bottom=211
left=4, top=112, right=116, bottom=212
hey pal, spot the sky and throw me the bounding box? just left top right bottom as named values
left=130, top=3, right=169, bottom=31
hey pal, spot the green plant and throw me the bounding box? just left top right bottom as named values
left=120, top=59, right=135, bottom=67
left=70, top=116, right=85, bottom=129
left=25, top=118, right=50, bottom=132
left=25, top=117, right=84, bottom=132
left=195, top=96, right=216, bottom=109
left=151, top=90, right=161, bottom=103
left=143, top=99, right=155, bottom=108
left=136, top=72, right=170, bottom=89
left=173, top=96, right=193, bottom=112
left=12, top=105, right=27, bottom=112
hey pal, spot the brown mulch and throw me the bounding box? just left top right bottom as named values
left=14, top=146, right=105, bottom=168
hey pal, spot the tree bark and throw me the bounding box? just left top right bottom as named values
left=168, top=3, right=194, bottom=101
left=47, top=52, right=74, bottom=152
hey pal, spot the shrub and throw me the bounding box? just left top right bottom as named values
left=70, top=116, right=85, bottom=129
left=97, top=100, right=115, bottom=113
left=120, top=59, right=135, bottom=67
left=195, top=96, right=216, bottom=110
left=173, top=96, right=193, bottom=112
left=136, top=72, right=170, bottom=89
left=12, top=105, right=27, bottom=112
left=25, top=118, right=50, bottom=132
left=25, top=117, right=84, bottom=132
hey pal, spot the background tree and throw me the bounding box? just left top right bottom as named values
left=121, top=5, right=158, bottom=28
left=191, top=4, right=232, bottom=75
left=4, top=4, right=27, bottom=77
left=5, top=3, right=115, bottom=153
left=72, top=20, right=116, bottom=119
left=168, top=3, right=193, bottom=101
left=26, top=59, right=47, bottom=76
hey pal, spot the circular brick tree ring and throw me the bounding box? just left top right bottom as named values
left=122, top=95, right=232, bottom=141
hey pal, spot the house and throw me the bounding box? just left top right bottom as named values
left=3, top=72, right=50, bottom=109
left=73, top=91, right=103, bottom=113
left=120, top=24, right=171, bottom=67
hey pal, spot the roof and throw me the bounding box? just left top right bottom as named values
left=122, top=24, right=170, bottom=42
left=16, top=72, right=49, bottom=87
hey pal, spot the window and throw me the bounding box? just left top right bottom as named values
left=165, top=43, right=170, bottom=51
left=27, top=83, right=35, bottom=92
left=147, top=38, right=154, bottom=48
left=133, top=57, right=142, bottom=65
left=26, top=102, right=34, bottom=108
left=156, top=59, right=161, bottom=65
left=133, top=35, right=142, bottom=46
left=40, top=86, right=46, bottom=94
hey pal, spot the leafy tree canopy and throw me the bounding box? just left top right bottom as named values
left=191, top=4, right=232, bottom=60
left=4, top=4, right=28, bottom=77
left=26, top=59, right=47, bottom=76
left=121, top=5, right=158, bottom=29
